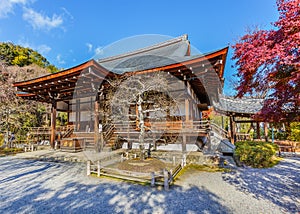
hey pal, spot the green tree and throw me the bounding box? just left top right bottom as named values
left=0, top=42, right=58, bottom=73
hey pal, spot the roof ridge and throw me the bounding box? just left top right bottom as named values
left=98, top=34, right=189, bottom=63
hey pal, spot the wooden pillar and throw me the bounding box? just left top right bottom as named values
left=264, top=122, right=269, bottom=142
left=185, top=98, right=190, bottom=122
left=50, top=100, right=57, bottom=149
left=229, top=115, right=236, bottom=144
left=256, top=122, right=261, bottom=140
left=94, top=98, right=100, bottom=152
left=75, top=99, right=80, bottom=131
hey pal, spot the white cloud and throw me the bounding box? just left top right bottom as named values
left=0, top=0, right=29, bottom=18
left=22, top=7, right=63, bottom=31
left=37, top=44, right=51, bottom=55
left=95, top=46, right=104, bottom=56
left=56, top=54, right=65, bottom=65
left=86, top=43, right=93, bottom=52
left=17, top=37, right=51, bottom=56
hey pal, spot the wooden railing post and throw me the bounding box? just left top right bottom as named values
left=87, top=160, right=91, bottom=176
left=173, top=156, right=176, bottom=166
left=97, top=160, right=101, bottom=177
left=163, top=169, right=169, bottom=190
left=169, top=169, right=173, bottom=183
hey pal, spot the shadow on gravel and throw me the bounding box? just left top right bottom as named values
left=222, top=157, right=300, bottom=213
left=0, top=157, right=231, bottom=213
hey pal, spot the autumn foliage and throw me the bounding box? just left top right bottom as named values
left=232, top=0, right=299, bottom=121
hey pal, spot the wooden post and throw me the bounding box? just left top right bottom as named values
left=50, top=100, right=57, bottom=149
left=182, top=154, right=187, bottom=167
left=87, top=160, right=91, bottom=176
left=90, top=97, right=93, bottom=132
left=94, top=99, right=100, bottom=152
left=151, top=172, right=155, bottom=187
left=97, top=160, right=101, bottom=177
left=182, top=134, right=187, bottom=153
left=75, top=99, right=80, bottom=131
left=173, top=156, right=176, bottom=166
left=256, top=122, right=260, bottom=140
left=163, top=169, right=169, bottom=190
left=229, top=115, right=236, bottom=144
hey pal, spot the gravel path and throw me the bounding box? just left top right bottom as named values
left=0, top=156, right=299, bottom=213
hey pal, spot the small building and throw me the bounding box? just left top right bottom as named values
left=13, top=35, right=229, bottom=152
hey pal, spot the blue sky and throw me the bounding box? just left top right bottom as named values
left=0, top=0, right=279, bottom=94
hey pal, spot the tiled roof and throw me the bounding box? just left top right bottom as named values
left=97, top=35, right=191, bottom=73
left=213, top=95, right=263, bottom=115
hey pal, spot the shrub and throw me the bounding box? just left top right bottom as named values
left=234, top=141, right=279, bottom=168
left=0, top=133, right=3, bottom=146
left=288, top=122, right=300, bottom=142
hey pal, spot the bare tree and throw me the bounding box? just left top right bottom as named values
left=108, top=71, right=181, bottom=160
left=0, top=63, right=50, bottom=142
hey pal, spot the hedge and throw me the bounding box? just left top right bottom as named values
left=234, top=141, right=279, bottom=168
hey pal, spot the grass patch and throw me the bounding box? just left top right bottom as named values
left=174, top=164, right=230, bottom=181
left=185, top=164, right=231, bottom=172
left=118, top=158, right=168, bottom=173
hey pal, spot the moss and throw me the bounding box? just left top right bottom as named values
left=0, top=147, right=23, bottom=155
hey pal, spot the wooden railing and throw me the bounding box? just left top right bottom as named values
left=112, top=120, right=211, bottom=134
left=27, top=125, right=75, bottom=137
left=27, top=127, right=51, bottom=135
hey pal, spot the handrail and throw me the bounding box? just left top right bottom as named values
left=210, top=122, right=229, bottom=139
left=103, top=123, right=115, bottom=142
left=61, top=125, right=75, bottom=138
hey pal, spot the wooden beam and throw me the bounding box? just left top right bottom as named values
left=234, top=120, right=257, bottom=123
left=13, top=60, right=109, bottom=87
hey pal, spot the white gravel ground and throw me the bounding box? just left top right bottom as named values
left=0, top=156, right=299, bottom=214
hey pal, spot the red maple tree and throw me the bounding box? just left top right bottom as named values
left=232, top=0, right=300, bottom=122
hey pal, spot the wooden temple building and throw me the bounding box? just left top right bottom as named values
left=13, top=35, right=235, bottom=152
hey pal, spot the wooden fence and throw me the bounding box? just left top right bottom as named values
left=87, top=154, right=187, bottom=190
